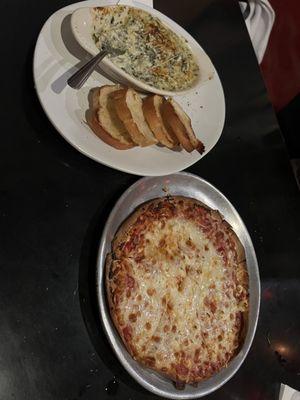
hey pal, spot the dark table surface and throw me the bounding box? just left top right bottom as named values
left=1, top=0, right=300, bottom=399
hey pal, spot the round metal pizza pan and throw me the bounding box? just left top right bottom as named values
left=96, top=172, right=260, bottom=399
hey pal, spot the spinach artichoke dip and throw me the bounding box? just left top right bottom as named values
left=91, top=6, right=199, bottom=91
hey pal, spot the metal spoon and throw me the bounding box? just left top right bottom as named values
left=67, top=44, right=125, bottom=89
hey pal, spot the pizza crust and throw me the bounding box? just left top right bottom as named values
left=105, top=254, right=135, bottom=356
left=112, top=200, right=153, bottom=255
left=105, top=196, right=249, bottom=386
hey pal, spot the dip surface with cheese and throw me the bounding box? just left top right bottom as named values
left=92, top=6, right=199, bottom=91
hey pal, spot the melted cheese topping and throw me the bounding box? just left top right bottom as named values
left=108, top=207, right=248, bottom=384
left=92, top=6, right=199, bottom=91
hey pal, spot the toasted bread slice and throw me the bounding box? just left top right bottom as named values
left=162, top=98, right=205, bottom=153
left=142, top=95, right=178, bottom=149
left=111, top=88, right=157, bottom=147
left=87, top=86, right=135, bottom=150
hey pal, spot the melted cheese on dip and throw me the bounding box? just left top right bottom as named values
left=92, top=6, right=199, bottom=91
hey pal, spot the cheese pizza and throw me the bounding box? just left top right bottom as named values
left=105, top=196, right=249, bottom=386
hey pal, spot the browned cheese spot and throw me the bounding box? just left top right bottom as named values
left=152, top=335, right=161, bottom=343
left=194, top=348, right=200, bottom=362
left=177, top=277, right=184, bottom=292
left=144, top=356, right=156, bottom=367
left=145, top=322, right=151, bottom=330
left=129, top=313, right=137, bottom=323
left=147, top=288, right=156, bottom=296
left=159, top=238, right=166, bottom=247
left=167, top=301, right=173, bottom=312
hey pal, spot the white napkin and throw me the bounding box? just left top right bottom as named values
left=118, top=0, right=153, bottom=7
left=239, top=0, right=275, bottom=63
left=279, top=384, right=300, bottom=400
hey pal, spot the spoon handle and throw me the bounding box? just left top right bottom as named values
left=67, top=49, right=108, bottom=89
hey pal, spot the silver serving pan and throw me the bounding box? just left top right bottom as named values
left=96, top=172, right=260, bottom=399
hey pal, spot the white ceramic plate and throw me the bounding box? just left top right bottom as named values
left=33, top=0, right=225, bottom=176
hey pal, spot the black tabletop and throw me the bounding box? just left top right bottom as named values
left=1, top=1, right=300, bottom=399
